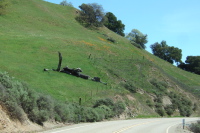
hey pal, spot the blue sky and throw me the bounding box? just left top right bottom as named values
left=45, top=0, right=200, bottom=61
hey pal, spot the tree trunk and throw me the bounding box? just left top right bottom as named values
left=56, top=51, right=62, bottom=71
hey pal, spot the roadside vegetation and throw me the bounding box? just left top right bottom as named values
left=0, top=71, right=126, bottom=125
left=190, top=120, right=200, bottom=133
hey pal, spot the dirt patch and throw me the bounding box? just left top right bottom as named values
left=0, top=104, right=42, bottom=132
left=114, top=95, right=123, bottom=101
left=162, top=96, right=172, bottom=106
left=126, top=95, right=136, bottom=101
left=0, top=104, right=67, bottom=133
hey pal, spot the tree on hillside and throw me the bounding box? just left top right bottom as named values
left=168, top=46, right=182, bottom=65
left=150, top=40, right=182, bottom=65
left=126, top=29, right=148, bottom=49
left=60, top=0, right=73, bottom=7
left=76, top=3, right=105, bottom=27
left=104, top=12, right=125, bottom=37
left=178, top=56, right=200, bottom=75
left=0, top=0, right=9, bottom=15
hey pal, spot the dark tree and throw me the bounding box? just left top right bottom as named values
left=60, top=0, right=73, bottom=7
left=76, top=3, right=105, bottom=27
left=168, top=46, right=182, bottom=65
left=150, top=40, right=182, bottom=65
left=104, top=12, right=125, bottom=36
left=178, top=56, right=200, bottom=75
left=126, top=29, right=148, bottom=49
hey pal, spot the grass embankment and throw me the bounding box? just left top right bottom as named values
left=0, top=0, right=200, bottom=116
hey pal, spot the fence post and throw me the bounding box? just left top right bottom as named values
left=183, top=119, right=185, bottom=129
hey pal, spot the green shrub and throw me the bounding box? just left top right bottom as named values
left=93, top=98, right=114, bottom=109
left=150, top=79, right=168, bottom=95
left=29, top=108, right=49, bottom=125
left=164, top=105, right=174, bottom=116
left=54, top=103, right=72, bottom=122
left=93, top=98, right=126, bottom=118
left=0, top=0, right=9, bottom=15
left=36, top=95, right=54, bottom=120
left=156, top=107, right=165, bottom=116
left=131, top=42, right=142, bottom=49
left=179, top=106, right=192, bottom=117
left=0, top=72, right=52, bottom=124
left=154, top=96, right=162, bottom=103
left=37, top=95, right=54, bottom=111
left=155, top=102, right=162, bottom=109
left=168, top=92, right=193, bottom=117
left=0, top=72, right=13, bottom=89
left=193, top=103, right=198, bottom=111
left=94, top=107, right=106, bottom=121
left=123, top=82, right=137, bottom=93
left=113, top=101, right=126, bottom=116
left=0, top=72, right=33, bottom=122
left=146, top=100, right=154, bottom=108
left=20, top=85, right=37, bottom=115
left=0, top=72, right=127, bottom=124
left=159, top=81, right=168, bottom=88
left=97, top=105, right=113, bottom=119
left=60, top=0, right=73, bottom=7
left=190, top=120, right=200, bottom=133
left=107, top=37, right=116, bottom=43
left=5, top=101, right=26, bottom=122
left=81, top=107, right=99, bottom=122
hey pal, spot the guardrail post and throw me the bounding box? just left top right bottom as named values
left=183, top=119, right=185, bottom=129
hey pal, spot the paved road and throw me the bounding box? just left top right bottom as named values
left=41, top=118, right=198, bottom=133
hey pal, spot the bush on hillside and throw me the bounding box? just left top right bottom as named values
left=93, top=98, right=114, bottom=109
left=113, top=101, right=126, bottom=116
left=0, top=72, right=51, bottom=125
left=95, top=105, right=113, bottom=119
left=154, top=96, right=162, bottom=103
left=0, top=0, right=9, bottom=15
left=190, top=120, right=200, bottom=133
left=164, top=105, right=174, bottom=116
left=146, top=100, right=154, bottom=108
left=0, top=72, right=27, bottom=122
left=60, top=0, right=73, bottom=7
left=37, top=95, right=54, bottom=115
left=5, top=101, right=26, bottom=122
left=156, top=107, right=165, bottom=116
left=193, top=103, right=198, bottom=111
left=80, top=107, right=99, bottom=122
left=29, top=108, right=49, bottom=125
left=150, top=79, right=168, bottom=95
left=107, top=37, right=116, bottom=43
left=131, top=42, right=143, bottom=49
left=93, top=98, right=126, bottom=118
left=123, top=82, right=137, bottom=93
left=153, top=96, right=166, bottom=116
left=0, top=72, right=127, bottom=125
left=168, top=92, right=193, bottom=117
left=54, top=103, right=70, bottom=122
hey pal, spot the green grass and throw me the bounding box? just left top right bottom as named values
left=0, top=0, right=200, bottom=110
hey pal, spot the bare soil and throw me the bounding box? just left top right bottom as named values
left=0, top=104, right=65, bottom=133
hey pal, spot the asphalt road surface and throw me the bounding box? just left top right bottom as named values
left=41, top=117, right=198, bottom=133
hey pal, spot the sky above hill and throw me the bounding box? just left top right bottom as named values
left=45, top=0, right=200, bottom=61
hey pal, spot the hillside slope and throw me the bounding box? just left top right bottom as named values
left=0, top=0, right=200, bottom=119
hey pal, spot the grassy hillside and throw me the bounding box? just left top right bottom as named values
left=0, top=0, right=200, bottom=117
